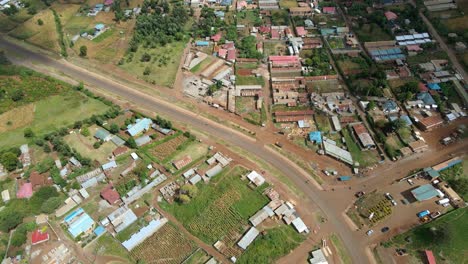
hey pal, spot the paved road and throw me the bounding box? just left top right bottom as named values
left=0, top=37, right=371, bottom=263
left=415, top=3, right=468, bottom=80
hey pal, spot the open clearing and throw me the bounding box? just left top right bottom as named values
left=64, top=126, right=116, bottom=163
left=120, top=41, right=186, bottom=87
left=0, top=90, right=110, bottom=149
left=390, top=208, right=468, bottom=264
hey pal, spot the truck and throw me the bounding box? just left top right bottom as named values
left=437, top=198, right=450, bottom=205
left=417, top=210, right=430, bottom=218
left=338, top=176, right=351, bottom=181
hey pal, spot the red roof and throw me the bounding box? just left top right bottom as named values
left=296, top=27, right=307, bottom=36
left=256, top=42, right=263, bottom=50
left=269, top=55, right=300, bottom=63
left=222, top=42, right=235, bottom=50
left=17, top=182, right=33, bottom=199
left=30, top=172, right=52, bottom=190
left=352, top=123, right=368, bottom=135
left=218, top=48, right=227, bottom=58
left=211, top=33, right=222, bottom=42
left=284, top=28, right=292, bottom=35
left=384, top=11, right=398, bottom=20
left=406, top=45, right=422, bottom=52
left=425, top=250, right=436, bottom=264
left=227, top=49, right=236, bottom=61
left=104, top=0, right=114, bottom=5
left=271, top=29, right=280, bottom=39
left=418, top=82, right=429, bottom=92
left=101, top=184, right=120, bottom=204
left=323, top=7, right=336, bottom=14
left=258, top=26, right=270, bottom=34
left=31, top=230, right=49, bottom=245
left=113, top=146, right=128, bottom=157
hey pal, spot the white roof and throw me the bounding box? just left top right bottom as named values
left=292, top=217, right=307, bottom=233
left=102, top=160, right=117, bottom=170
left=189, top=174, right=202, bottom=185
left=237, top=227, right=260, bottom=250
left=79, top=188, right=90, bottom=199
left=183, top=169, right=195, bottom=178
left=323, top=139, right=353, bottom=165
left=246, top=171, right=266, bottom=186
left=309, top=248, right=328, bottom=264
left=1, top=189, right=10, bottom=202
left=131, top=153, right=139, bottom=160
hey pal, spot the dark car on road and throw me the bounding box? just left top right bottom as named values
left=381, top=227, right=390, bottom=233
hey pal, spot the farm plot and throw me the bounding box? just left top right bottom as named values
left=130, top=223, right=196, bottom=264
left=351, top=192, right=393, bottom=227
left=161, top=166, right=269, bottom=244
left=186, top=189, right=244, bottom=243
left=147, top=135, right=187, bottom=161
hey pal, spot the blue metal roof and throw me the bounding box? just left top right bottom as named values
left=400, top=115, right=413, bottom=126
left=417, top=92, right=436, bottom=105
left=94, top=226, right=106, bottom=236
left=127, top=118, right=152, bottom=136
left=427, top=83, right=441, bottom=90
left=195, top=41, right=209, bottom=46
left=309, top=131, right=322, bottom=144
left=95, top=24, right=105, bottom=30
left=65, top=208, right=84, bottom=223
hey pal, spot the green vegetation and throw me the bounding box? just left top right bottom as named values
left=341, top=128, right=378, bottom=167
left=237, top=225, right=305, bottom=264
left=303, top=48, right=336, bottom=76
left=330, top=234, right=352, bottom=264
left=390, top=208, right=468, bottom=264
left=93, top=234, right=134, bottom=262
left=238, top=36, right=262, bottom=59
left=116, top=217, right=149, bottom=242
left=355, top=23, right=392, bottom=42
left=161, top=166, right=269, bottom=243
left=51, top=8, right=67, bottom=57
left=236, top=76, right=265, bottom=86
left=439, top=164, right=468, bottom=201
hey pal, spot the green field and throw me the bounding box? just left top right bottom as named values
left=390, top=208, right=468, bottom=264
left=355, top=23, right=393, bottom=42
left=237, top=225, right=305, bottom=264
left=0, top=90, right=110, bottom=149
left=64, top=127, right=116, bottom=163
left=236, top=76, right=265, bottom=86
left=161, top=165, right=269, bottom=243
left=90, top=234, right=134, bottom=262
left=342, top=128, right=379, bottom=168
left=120, top=41, right=186, bottom=87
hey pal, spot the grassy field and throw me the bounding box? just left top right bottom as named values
left=160, top=166, right=269, bottom=244
left=190, top=56, right=214, bottom=73
left=237, top=10, right=261, bottom=26
left=120, top=41, right=186, bottom=87
left=237, top=225, right=305, bottom=264
left=89, top=234, right=134, bottom=262
left=0, top=90, right=110, bottom=149
left=355, top=23, right=393, bottom=42
left=279, top=0, right=298, bottom=9
left=64, top=126, right=116, bottom=163
left=438, top=163, right=467, bottom=200
left=342, top=128, right=379, bottom=168
left=184, top=248, right=211, bottom=264
left=236, top=76, right=265, bottom=86
left=0, top=1, right=47, bottom=33
left=263, top=41, right=287, bottom=57
left=390, top=208, right=468, bottom=264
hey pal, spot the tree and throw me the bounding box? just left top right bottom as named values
left=126, top=137, right=137, bottom=148
left=180, top=184, right=198, bottom=198
left=24, top=128, right=34, bottom=138
left=37, top=18, right=44, bottom=25
left=41, top=197, right=62, bottom=214
left=0, top=208, right=23, bottom=232
left=367, top=101, right=376, bottom=111
left=11, top=89, right=24, bottom=101
left=43, top=144, right=51, bottom=153
left=79, top=45, right=87, bottom=57
left=143, top=66, right=151, bottom=75
left=1, top=152, right=18, bottom=171
left=178, top=194, right=191, bottom=204
left=81, top=127, right=90, bottom=137
left=110, top=123, right=119, bottom=134
left=93, top=141, right=102, bottom=149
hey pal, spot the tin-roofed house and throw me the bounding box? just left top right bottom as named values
left=126, top=118, right=153, bottom=136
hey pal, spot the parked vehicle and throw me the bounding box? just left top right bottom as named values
left=275, top=142, right=283, bottom=148
left=407, top=179, right=414, bottom=185
left=391, top=200, right=397, bottom=206
left=366, top=230, right=374, bottom=236
left=355, top=191, right=365, bottom=198
left=417, top=210, right=430, bottom=218
left=385, top=193, right=394, bottom=200
left=437, top=198, right=450, bottom=205
left=323, top=170, right=330, bottom=176
left=381, top=227, right=390, bottom=233
left=338, top=176, right=351, bottom=181
left=396, top=248, right=408, bottom=256
left=430, top=211, right=441, bottom=219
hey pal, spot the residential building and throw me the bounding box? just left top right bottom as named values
left=101, top=184, right=121, bottom=205
left=126, top=118, right=153, bottom=136
left=237, top=227, right=260, bottom=250
left=64, top=208, right=95, bottom=238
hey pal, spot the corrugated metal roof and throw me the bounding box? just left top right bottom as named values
left=411, top=184, right=439, bottom=201
left=237, top=227, right=260, bottom=250
left=122, top=218, right=168, bottom=251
